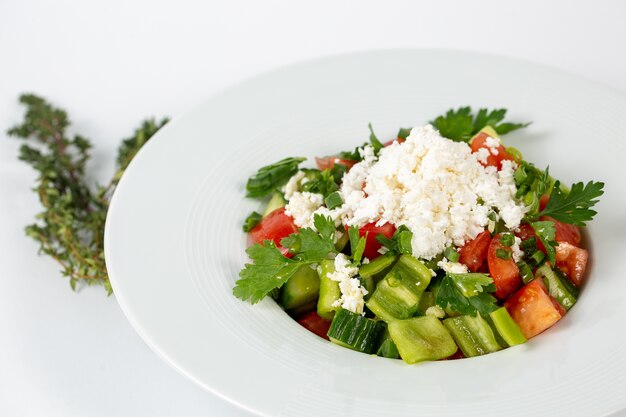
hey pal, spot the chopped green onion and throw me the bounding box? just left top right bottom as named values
left=517, top=261, right=534, bottom=284
left=242, top=211, right=262, bottom=232
left=499, top=232, right=514, bottom=247
left=514, top=165, right=528, bottom=186
left=496, top=248, right=511, bottom=260
left=530, top=250, right=545, bottom=264
left=487, top=212, right=497, bottom=222
left=515, top=184, right=529, bottom=199
left=505, top=146, right=523, bottom=162
left=324, top=191, right=343, bottom=209
left=444, top=247, right=460, bottom=262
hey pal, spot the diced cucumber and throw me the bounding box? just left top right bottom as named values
left=489, top=307, right=527, bottom=346
left=279, top=265, right=320, bottom=311
left=469, top=126, right=499, bottom=145
left=262, top=192, right=287, bottom=217
left=376, top=332, right=400, bottom=359
left=327, top=308, right=385, bottom=354
left=366, top=255, right=432, bottom=322
left=536, top=264, right=576, bottom=311
left=388, top=316, right=458, bottom=364
left=317, top=260, right=341, bottom=320
left=359, top=255, right=396, bottom=279
left=443, top=315, right=502, bottom=357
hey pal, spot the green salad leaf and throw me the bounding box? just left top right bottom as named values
left=430, top=106, right=530, bottom=142
left=242, top=211, right=262, bottom=232
left=538, top=180, right=605, bottom=226
left=245, top=157, right=306, bottom=198
left=375, top=225, right=413, bottom=256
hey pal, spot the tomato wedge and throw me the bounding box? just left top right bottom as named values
left=249, top=207, right=298, bottom=251
left=470, top=132, right=515, bottom=169
left=505, top=279, right=565, bottom=339
left=315, top=156, right=357, bottom=171
left=296, top=311, right=331, bottom=340
left=459, top=230, right=491, bottom=272
left=555, top=242, right=588, bottom=287
left=540, top=216, right=581, bottom=246
left=487, top=233, right=522, bottom=299
left=352, top=222, right=396, bottom=260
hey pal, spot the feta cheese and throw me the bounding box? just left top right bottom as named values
left=283, top=171, right=306, bottom=200
left=511, top=236, right=524, bottom=263
left=334, top=125, right=527, bottom=259
left=284, top=192, right=323, bottom=228
left=328, top=253, right=368, bottom=315
left=437, top=258, right=469, bottom=274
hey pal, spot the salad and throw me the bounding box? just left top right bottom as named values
left=234, top=107, right=604, bottom=364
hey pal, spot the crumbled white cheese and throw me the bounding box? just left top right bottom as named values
left=283, top=171, right=306, bottom=200
left=328, top=253, right=368, bottom=315
left=437, top=258, right=469, bottom=274
left=485, top=135, right=501, bottom=148
left=284, top=192, right=323, bottom=228
left=511, top=236, right=524, bottom=263
left=333, top=125, right=527, bottom=259
left=476, top=147, right=490, bottom=164
left=425, top=306, right=446, bottom=319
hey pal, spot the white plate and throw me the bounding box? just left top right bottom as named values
left=104, top=50, right=626, bottom=417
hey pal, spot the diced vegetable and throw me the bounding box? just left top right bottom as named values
left=469, top=127, right=515, bottom=169
left=367, top=255, right=432, bottom=321
left=505, top=279, right=565, bottom=339
left=536, top=264, right=576, bottom=311
left=279, top=265, right=320, bottom=312
left=249, top=207, right=298, bottom=251
left=417, top=291, right=436, bottom=315
left=297, top=311, right=332, bottom=340
left=443, top=315, right=502, bottom=357
left=488, top=307, right=527, bottom=346
left=317, top=259, right=341, bottom=320
left=358, top=255, right=397, bottom=279
left=376, top=332, right=400, bottom=359
left=555, top=242, right=588, bottom=287
left=487, top=233, right=522, bottom=299
left=355, top=222, right=396, bottom=260
left=388, top=316, right=458, bottom=364
left=459, top=230, right=491, bottom=272
left=327, top=308, right=385, bottom=354
left=541, top=216, right=581, bottom=246
left=262, top=191, right=287, bottom=217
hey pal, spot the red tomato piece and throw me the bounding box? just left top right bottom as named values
left=487, top=233, right=522, bottom=299
left=442, top=348, right=465, bottom=361
left=315, top=156, right=357, bottom=171
left=459, top=230, right=491, bottom=272
left=352, top=222, right=396, bottom=260
left=505, top=279, right=565, bottom=339
left=540, top=216, right=581, bottom=246
left=296, top=311, right=332, bottom=340
left=249, top=207, right=298, bottom=251
left=539, top=194, right=550, bottom=211
left=469, top=132, right=515, bottom=169
left=555, top=242, right=588, bottom=287
left=515, top=223, right=546, bottom=253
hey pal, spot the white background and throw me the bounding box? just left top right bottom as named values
left=1, top=1, right=625, bottom=416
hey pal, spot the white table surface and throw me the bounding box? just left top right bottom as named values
left=1, top=1, right=625, bottom=416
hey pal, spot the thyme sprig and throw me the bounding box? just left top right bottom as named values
left=8, top=94, right=167, bottom=294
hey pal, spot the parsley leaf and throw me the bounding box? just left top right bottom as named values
left=368, top=123, right=384, bottom=153
left=436, top=273, right=498, bottom=316
left=531, top=221, right=557, bottom=264
left=300, top=168, right=339, bottom=199
left=242, top=211, right=262, bottom=232
left=246, top=157, right=306, bottom=198
left=280, top=215, right=336, bottom=262
left=430, top=106, right=530, bottom=142
left=538, top=180, right=605, bottom=226
left=233, top=242, right=300, bottom=304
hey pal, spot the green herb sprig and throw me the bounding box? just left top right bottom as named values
left=8, top=94, right=167, bottom=294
